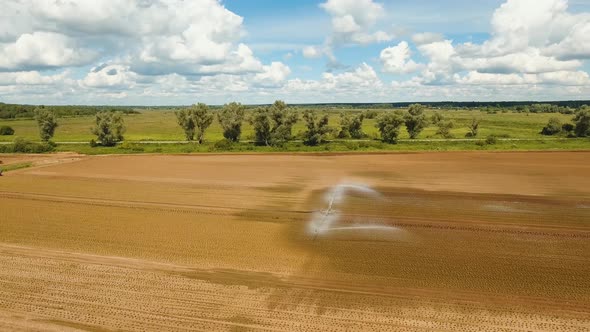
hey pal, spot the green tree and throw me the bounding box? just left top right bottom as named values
left=91, top=111, right=126, bottom=146
left=466, top=117, right=480, bottom=137
left=303, top=111, right=330, bottom=146
left=541, top=117, right=562, bottom=136
left=431, top=112, right=444, bottom=125
left=175, top=109, right=196, bottom=141
left=573, top=107, right=590, bottom=137
left=268, top=100, right=298, bottom=146
left=0, top=125, right=14, bottom=135
left=338, top=113, right=365, bottom=139
left=338, top=113, right=352, bottom=138
left=436, top=120, right=454, bottom=138
left=218, top=102, right=246, bottom=142
left=175, top=103, right=214, bottom=143
left=250, top=101, right=298, bottom=146
left=34, top=108, right=58, bottom=141
left=404, top=104, right=427, bottom=139
left=375, top=111, right=404, bottom=144
left=363, top=109, right=379, bottom=119
left=561, top=123, right=575, bottom=136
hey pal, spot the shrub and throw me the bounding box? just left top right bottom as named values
left=430, top=112, right=444, bottom=125
left=344, top=141, right=360, bottom=150
left=436, top=120, right=454, bottom=138
left=1, top=137, right=55, bottom=153
left=466, top=117, right=480, bottom=138
left=213, top=138, right=234, bottom=151
left=119, top=142, right=144, bottom=152
left=485, top=136, right=498, bottom=145
left=561, top=123, right=575, bottom=137
left=363, top=110, right=380, bottom=119
left=0, top=125, right=15, bottom=135
left=541, top=117, right=562, bottom=135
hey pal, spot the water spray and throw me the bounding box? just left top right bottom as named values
left=309, top=182, right=398, bottom=240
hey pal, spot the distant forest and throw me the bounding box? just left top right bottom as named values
left=1, top=100, right=589, bottom=119
left=296, top=101, right=590, bottom=109
left=0, top=103, right=139, bottom=119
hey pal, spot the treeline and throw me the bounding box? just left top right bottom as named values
left=296, top=101, right=590, bottom=110
left=171, top=101, right=483, bottom=147
left=0, top=103, right=139, bottom=119
left=171, top=101, right=589, bottom=147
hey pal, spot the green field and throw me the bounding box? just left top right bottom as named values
left=0, top=108, right=580, bottom=142
left=1, top=108, right=589, bottom=154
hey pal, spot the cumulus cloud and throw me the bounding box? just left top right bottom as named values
left=284, top=63, right=384, bottom=100
left=320, top=0, right=393, bottom=45
left=82, top=64, right=138, bottom=89
left=459, top=49, right=581, bottom=74
left=254, top=62, right=291, bottom=86
left=544, top=21, right=590, bottom=60
left=0, top=32, right=97, bottom=71
left=416, top=40, right=458, bottom=84
left=0, top=0, right=589, bottom=104
left=0, top=71, right=71, bottom=86
left=454, top=0, right=590, bottom=73
left=403, top=0, right=590, bottom=89
left=380, top=41, right=422, bottom=74
left=0, top=0, right=265, bottom=76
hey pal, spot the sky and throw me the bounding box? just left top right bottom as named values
left=1, top=0, right=590, bottom=105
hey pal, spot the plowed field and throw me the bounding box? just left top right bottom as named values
left=1, top=152, right=589, bottom=331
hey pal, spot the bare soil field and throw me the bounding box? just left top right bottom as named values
left=0, top=152, right=589, bottom=331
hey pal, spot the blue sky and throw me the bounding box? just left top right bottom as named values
left=1, top=0, right=590, bottom=105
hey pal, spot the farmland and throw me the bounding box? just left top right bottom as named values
left=0, top=152, right=589, bottom=331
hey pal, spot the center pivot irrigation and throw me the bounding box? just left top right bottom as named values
left=309, top=183, right=399, bottom=240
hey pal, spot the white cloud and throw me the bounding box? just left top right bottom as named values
left=380, top=41, right=423, bottom=74
left=485, top=0, right=570, bottom=55
left=544, top=20, right=590, bottom=59
left=455, top=71, right=535, bottom=85
left=455, top=0, right=590, bottom=68
left=411, top=32, right=444, bottom=45
left=0, top=0, right=265, bottom=77
left=537, top=70, right=590, bottom=85
left=303, top=46, right=323, bottom=59
left=254, top=62, right=291, bottom=86
left=0, top=32, right=97, bottom=70
left=320, top=0, right=393, bottom=45
left=284, top=63, right=384, bottom=99
left=82, top=64, right=138, bottom=89
left=416, top=40, right=458, bottom=84
left=0, top=71, right=71, bottom=86
left=406, top=0, right=590, bottom=89
left=0, top=0, right=589, bottom=104
left=459, top=48, right=581, bottom=74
